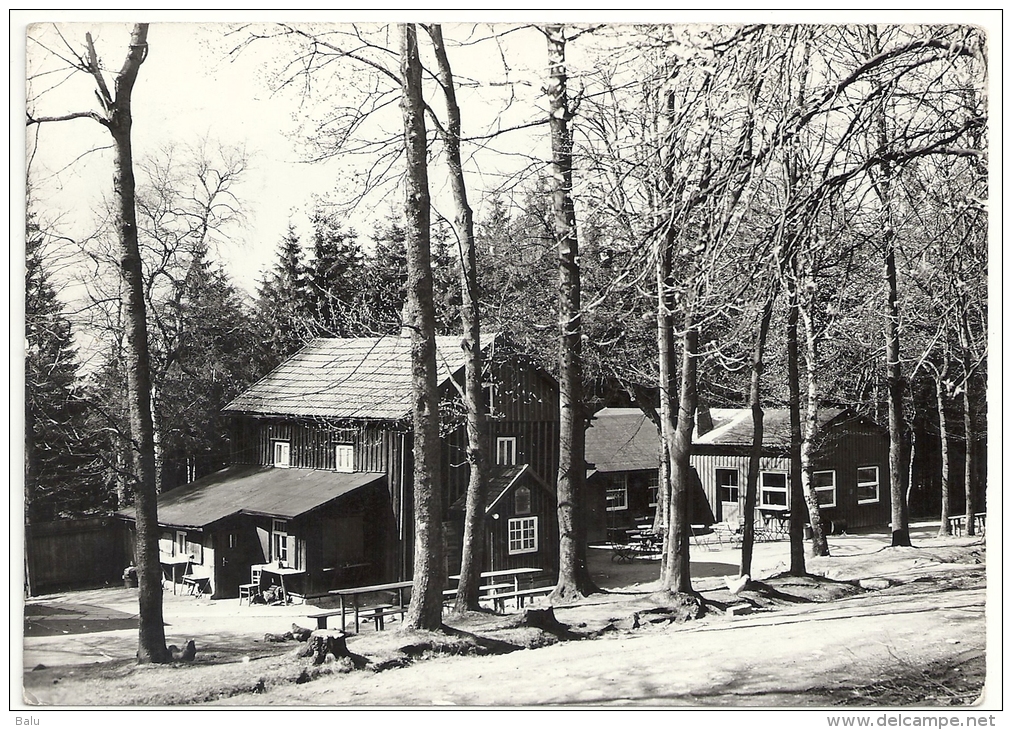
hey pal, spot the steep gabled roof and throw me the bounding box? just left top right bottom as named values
left=448, top=464, right=555, bottom=514
left=118, top=465, right=385, bottom=529
left=224, top=335, right=480, bottom=420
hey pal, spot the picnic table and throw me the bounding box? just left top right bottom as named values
left=328, top=580, right=413, bottom=633
left=948, top=512, right=986, bottom=537
left=447, top=567, right=544, bottom=611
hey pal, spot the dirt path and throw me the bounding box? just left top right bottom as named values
left=20, top=528, right=990, bottom=707
left=214, top=581, right=986, bottom=707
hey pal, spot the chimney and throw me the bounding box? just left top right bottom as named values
left=696, top=405, right=713, bottom=435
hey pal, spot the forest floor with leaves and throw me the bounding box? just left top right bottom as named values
left=20, top=523, right=991, bottom=708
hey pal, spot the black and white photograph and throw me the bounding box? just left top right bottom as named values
left=14, top=10, right=997, bottom=715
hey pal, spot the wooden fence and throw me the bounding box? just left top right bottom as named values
left=25, top=516, right=129, bottom=596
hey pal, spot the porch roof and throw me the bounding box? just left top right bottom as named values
left=119, top=466, right=385, bottom=529
left=448, top=464, right=554, bottom=514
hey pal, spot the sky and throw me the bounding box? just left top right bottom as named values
left=19, top=9, right=998, bottom=299
left=22, top=17, right=558, bottom=298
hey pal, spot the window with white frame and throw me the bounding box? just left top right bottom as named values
left=606, top=475, right=628, bottom=511
left=271, top=519, right=289, bottom=565
left=717, top=468, right=740, bottom=503
left=508, top=516, right=538, bottom=554
left=647, top=472, right=659, bottom=507
left=760, top=471, right=789, bottom=507
left=273, top=440, right=290, bottom=468
left=175, top=530, right=187, bottom=556
left=496, top=436, right=517, bottom=466
left=335, top=444, right=354, bottom=472
left=813, top=470, right=837, bottom=508
left=857, top=466, right=880, bottom=504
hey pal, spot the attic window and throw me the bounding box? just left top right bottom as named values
left=514, top=486, right=531, bottom=515
left=335, top=444, right=354, bottom=473
left=496, top=437, right=517, bottom=466
left=273, top=441, right=290, bottom=468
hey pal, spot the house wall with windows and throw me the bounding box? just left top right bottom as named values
left=693, top=418, right=891, bottom=531
left=585, top=407, right=891, bottom=543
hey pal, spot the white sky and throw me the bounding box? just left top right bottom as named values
left=18, top=9, right=998, bottom=297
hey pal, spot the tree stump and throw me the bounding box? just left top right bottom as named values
left=517, top=606, right=578, bottom=638
left=296, top=630, right=350, bottom=665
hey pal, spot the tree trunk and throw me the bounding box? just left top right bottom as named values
left=786, top=288, right=807, bottom=576
left=884, top=235, right=911, bottom=547
left=740, top=294, right=774, bottom=578
left=655, top=87, right=678, bottom=576
left=98, top=25, right=169, bottom=664
left=799, top=299, right=829, bottom=557
left=961, top=373, right=977, bottom=537
left=935, top=372, right=952, bottom=537
left=426, top=25, right=490, bottom=615
left=956, top=314, right=978, bottom=537
left=545, top=24, right=595, bottom=602
left=399, top=23, right=445, bottom=630
left=660, top=309, right=697, bottom=594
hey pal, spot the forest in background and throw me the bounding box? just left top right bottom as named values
left=25, top=21, right=986, bottom=546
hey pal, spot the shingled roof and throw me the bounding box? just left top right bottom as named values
left=223, top=335, right=480, bottom=420
left=694, top=407, right=846, bottom=448
left=448, top=464, right=554, bottom=513
left=586, top=406, right=854, bottom=470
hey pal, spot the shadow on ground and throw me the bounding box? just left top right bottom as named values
left=24, top=601, right=139, bottom=637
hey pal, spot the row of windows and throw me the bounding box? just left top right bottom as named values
left=716, top=466, right=880, bottom=507
left=272, top=437, right=521, bottom=471
left=606, top=466, right=882, bottom=512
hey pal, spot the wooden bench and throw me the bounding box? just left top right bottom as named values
left=487, top=586, right=554, bottom=612
left=306, top=608, right=346, bottom=630
left=367, top=604, right=407, bottom=631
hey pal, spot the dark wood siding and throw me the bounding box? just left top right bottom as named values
left=812, top=422, right=892, bottom=529
left=485, top=475, right=557, bottom=577
left=691, top=420, right=892, bottom=530
left=25, top=517, right=128, bottom=595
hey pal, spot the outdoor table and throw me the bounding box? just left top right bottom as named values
left=759, top=508, right=791, bottom=538
left=260, top=564, right=306, bottom=604
left=159, top=555, right=191, bottom=595
left=330, top=580, right=413, bottom=633
left=449, top=567, right=542, bottom=594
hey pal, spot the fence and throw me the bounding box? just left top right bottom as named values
left=25, top=516, right=129, bottom=596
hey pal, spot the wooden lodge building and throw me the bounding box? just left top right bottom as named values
left=121, top=334, right=560, bottom=600
left=585, top=406, right=892, bottom=543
